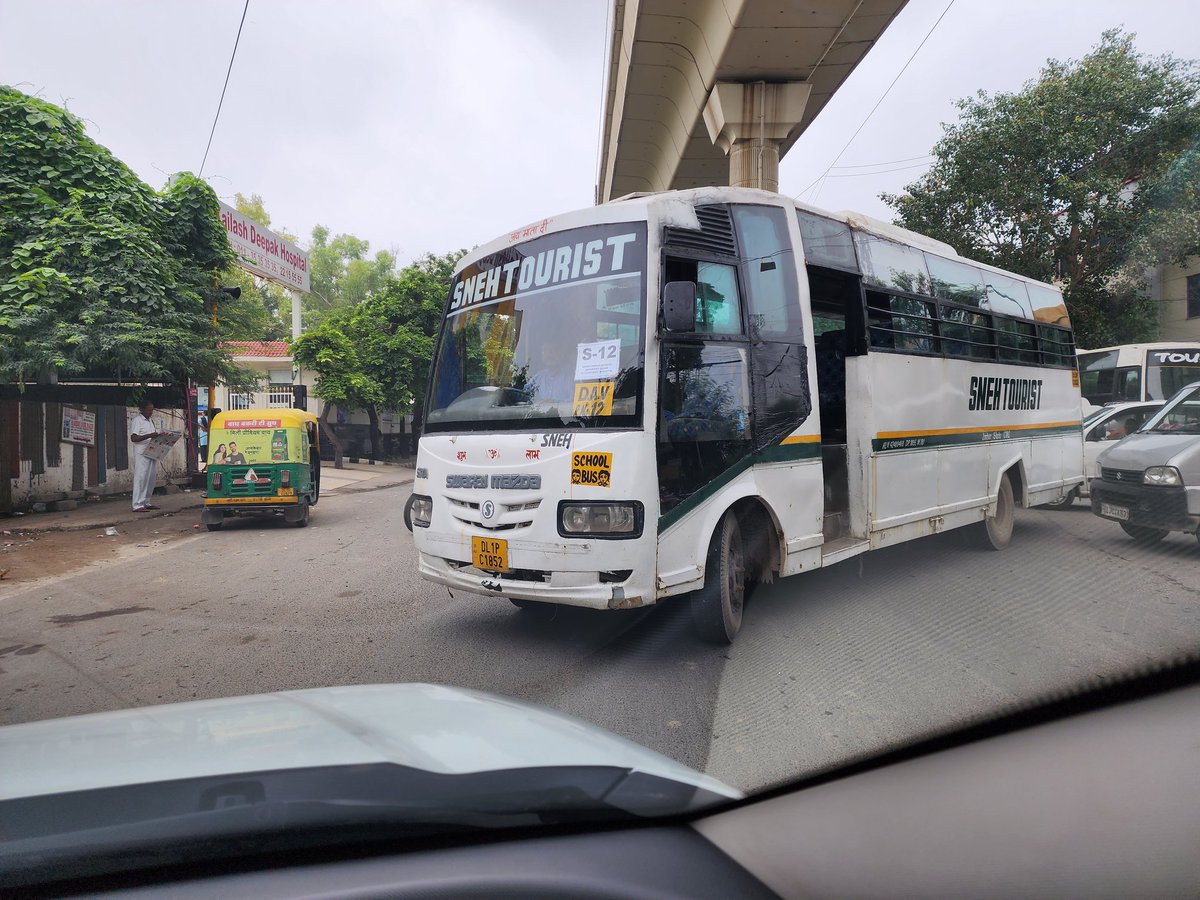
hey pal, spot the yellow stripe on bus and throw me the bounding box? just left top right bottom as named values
left=780, top=434, right=822, bottom=445
left=876, top=421, right=1081, bottom=440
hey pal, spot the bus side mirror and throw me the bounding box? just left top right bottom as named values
left=662, top=281, right=697, bottom=332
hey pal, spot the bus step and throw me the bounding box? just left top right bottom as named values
left=822, top=536, right=871, bottom=565
left=822, top=511, right=848, bottom=541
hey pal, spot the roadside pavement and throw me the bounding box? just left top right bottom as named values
left=7, top=460, right=414, bottom=535
left=0, top=461, right=414, bottom=587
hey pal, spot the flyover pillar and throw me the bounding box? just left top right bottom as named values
left=702, top=82, right=811, bottom=193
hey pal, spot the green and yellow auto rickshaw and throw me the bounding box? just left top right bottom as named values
left=201, top=408, right=321, bottom=530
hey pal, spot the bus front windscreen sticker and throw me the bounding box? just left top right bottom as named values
left=574, top=339, right=621, bottom=380
left=572, top=381, right=614, bottom=416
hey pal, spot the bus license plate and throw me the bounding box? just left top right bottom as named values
left=472, top=537, right=509, bottom=572
left=1101, top=502, right=1130, bottom=521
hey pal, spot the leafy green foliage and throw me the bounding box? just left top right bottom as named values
left=882, top=31, right=1200, bottom=347
left=0, top=87, right=241, bottom=385
left=291, top=323, right=383, bottom=413
left=305, top=225, right=397, bottom=326
left=290, top=250, right=462, bottom=460
left=348, top=251, right=464, bottom=416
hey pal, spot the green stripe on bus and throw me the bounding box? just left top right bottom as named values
left=657, top=439, right=821, bottom=534
left=872, top=422, right=1081, bottom=453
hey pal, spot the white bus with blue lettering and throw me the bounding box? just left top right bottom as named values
left=1076, top=342, right=1200, bottom=409
left=408, top=187, right=1085, bottom=642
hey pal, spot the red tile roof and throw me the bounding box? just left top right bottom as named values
left=221, top=340, right=291, bottom=358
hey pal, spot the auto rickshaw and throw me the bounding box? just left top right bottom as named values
left=201, top=408, right=321, bottom=530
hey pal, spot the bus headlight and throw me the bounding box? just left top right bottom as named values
left=1144, top=466, right=1182, bottom=486
left=410, top=494, right=434, bottom=528
left=558, top=502, right=642, bottom=538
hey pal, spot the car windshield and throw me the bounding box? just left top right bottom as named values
left=1144, top=385, right=1200, bottom=433
left=4, top=3, right=1200, bottom=894
left=425, top=224, right=647, bottom=432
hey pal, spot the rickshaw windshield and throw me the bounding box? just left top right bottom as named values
left=209, top=415, right=308, bottom=466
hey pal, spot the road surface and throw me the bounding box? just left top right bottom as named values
left=2, top=485, right=1197, bottom=793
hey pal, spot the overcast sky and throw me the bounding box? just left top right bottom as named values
left=1, top=0, right=1193, bottom=266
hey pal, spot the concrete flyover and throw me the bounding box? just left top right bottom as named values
left=597, top=0, right=909, bottom=201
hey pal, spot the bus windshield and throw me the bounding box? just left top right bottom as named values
left=425, top=223, right=647, bottom=432
left=1146, top=349, right=1200, bottom=400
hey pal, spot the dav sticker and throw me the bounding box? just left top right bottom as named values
left=570, top=451, right=612, bottom=488
left=571, top=380, right=614, bottom=417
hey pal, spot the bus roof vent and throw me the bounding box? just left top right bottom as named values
left=663, top=204, right=736, bottom=258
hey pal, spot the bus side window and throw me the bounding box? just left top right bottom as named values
left=695, top=263, right=742, bottom=334
left=663, top=258, right=744, bottom=335
left=1115, top=367, right=1141, bottom=401
left=733, top=205, right=802, bottom=338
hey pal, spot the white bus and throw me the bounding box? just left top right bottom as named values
left=1077, top=342, right=1200, bottom=408
left=408, top=187, right=1084, bottom=642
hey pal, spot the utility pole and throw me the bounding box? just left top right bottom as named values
left=208, top=276, right=219, bottom=415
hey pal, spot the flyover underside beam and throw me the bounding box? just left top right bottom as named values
left=598, top=0, right=908, bottom=202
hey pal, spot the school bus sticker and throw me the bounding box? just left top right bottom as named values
left=571, top=380, right=614, bottom=416
left=571, top=451, right=612, bottom=488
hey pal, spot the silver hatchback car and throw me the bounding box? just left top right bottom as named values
left=1090, top=382, right=1200, bottom=545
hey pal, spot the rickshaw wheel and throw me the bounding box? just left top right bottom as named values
left=292, top=500, right=310, bottom=528
left=205, top=522, right=223, bottom=531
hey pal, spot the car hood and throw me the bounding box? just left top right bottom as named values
left=0, top=683, right=740, bottom=803
left=1096, top=432, right=1200, bottom=471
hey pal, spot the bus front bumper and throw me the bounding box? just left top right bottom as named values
left=417, top=553, right=647, bottom=611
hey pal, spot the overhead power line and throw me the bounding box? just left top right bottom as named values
left=798, top=0, right=957, bottom=202
left=830, top=154, right=934, bottom=170
left=199, top=0, right=251, bottom=177
left=823, top=161, right=934, bottom=178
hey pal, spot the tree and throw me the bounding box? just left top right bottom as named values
left=304, top=225, right=396, bottom=327
left=882, top=31, right=1200, bottom=347
left=289, top=250, right=461, bottom=460
left=349, top=251, right=464, bottom=453
left=290, top=323, right=382, bottom=468
left=0, top=87, right=240, bottom=387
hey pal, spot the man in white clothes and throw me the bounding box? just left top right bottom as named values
left=129, top=401, right=166, bottom=511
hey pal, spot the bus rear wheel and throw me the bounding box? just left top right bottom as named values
left=974, top=473, right=1015, bottom=551
left=691, top=512, right=746, bottom=644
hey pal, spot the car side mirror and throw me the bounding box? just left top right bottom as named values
left=1085, top=426, right=1103, bottom=442
left=662, top=281, right=697, bottom=333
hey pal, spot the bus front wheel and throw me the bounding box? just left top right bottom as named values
left=974, top=473, right=1015, bottom=551
left=691, top=512, right=746, bottom=644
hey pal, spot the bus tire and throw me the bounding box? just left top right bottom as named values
left=691, top=512, right=746, bottom=644
left=1120, top=522, right=1167, bottom=544
left=974, top=473, right=1015, bottom=551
